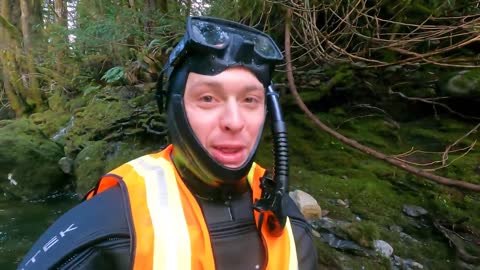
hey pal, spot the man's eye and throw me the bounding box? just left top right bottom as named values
left=200, top=96, right=213, bottom=102
left=245, top=97, right=261, bottom=104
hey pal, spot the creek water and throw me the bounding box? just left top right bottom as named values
left=0, top=196, right=77, bottom=270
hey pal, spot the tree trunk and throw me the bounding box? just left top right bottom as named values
left=1, top=58, right=25, bottom=117
left=125, top=0, right=137, bottom=54
left=31, top=0, right=44, bottom=44
left=0, top=0, right=26, bottom=117
left=158, top=0, right=168, bottom=13
left=185, top=0, right=192, bottom=16
left=54, top=0, right=67, bottom=63
left=128, top=0, right=136, bottom=9
left=144, top=0, right=155, bottom=34
left=54, top=0, right=67, bottom=27
left=20, top=0, right=43, bottom=111
left=143, top=0, right=168, bottom=35
left=8, top=0, right=21, bottom=27
left=19, top=0, right=32, bottom=57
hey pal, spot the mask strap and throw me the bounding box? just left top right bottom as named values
left=155, top=67, right=167, bottom=114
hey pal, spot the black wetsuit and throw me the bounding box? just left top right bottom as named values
left=18, top=186, right=318, bottom=270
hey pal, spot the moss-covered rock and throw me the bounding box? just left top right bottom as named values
left=64, top=95, right=133, bottom=155
left=342, top=221, right=381, bottom=248
left=47, top=91, right=69, bottom=112
left=0, top=119, right=69, bottom=201
left=74, top=140, right=161, bottom=196
left=443, top=69, right=480, bottom=97
left=29, top=110, right=71, bottom=138
left=74, top=140, right=109, bottom=195
left=63, top=86, right=162, bottom=155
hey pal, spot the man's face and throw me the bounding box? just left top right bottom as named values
left=183, top=67, right=266, bottom=168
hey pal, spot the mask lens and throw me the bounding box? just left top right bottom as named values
left=253, top=35, right=280, bottom=59
left=188, top=16, right=283, bottom=63
left=192, top=20, right=229, bottom=48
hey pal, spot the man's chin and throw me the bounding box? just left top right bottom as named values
left=215, top=158, right=246, bottom=169
left=222, top=162, right=243, bottom=169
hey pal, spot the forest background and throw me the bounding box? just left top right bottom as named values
left=1, top=0, right=480, bottom=269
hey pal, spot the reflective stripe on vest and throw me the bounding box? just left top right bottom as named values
left=90, top=144, right=298, bottom=270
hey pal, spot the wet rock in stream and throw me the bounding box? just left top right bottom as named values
left=373, top=240, right=393, bottom=257
left=402, top=204, right=428, bottom=217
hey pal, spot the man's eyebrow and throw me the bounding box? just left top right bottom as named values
left=244, top=84, right=264, bottom=92
left=189, top=80, right=264, bottom=92
left=189, top=80, right=222, bottom=90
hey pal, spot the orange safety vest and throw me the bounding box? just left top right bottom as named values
left=86, top=144, right=298, bottom=270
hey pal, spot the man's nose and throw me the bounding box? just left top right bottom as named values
left=220, top=101, right=245, bottom=132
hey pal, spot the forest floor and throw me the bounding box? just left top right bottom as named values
left=256, top=109, right=480, bottom=269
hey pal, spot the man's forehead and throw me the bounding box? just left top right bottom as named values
left=186, top=72, right=264, bottom=91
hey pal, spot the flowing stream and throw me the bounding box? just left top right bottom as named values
left=0, top=196, right=77, bottom=269
left=52, top=116, right=75, bottom=141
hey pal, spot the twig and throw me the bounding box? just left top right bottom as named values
left=426, top=141, right=476, bottom=171
left=389, top=89, right=480, bottom=121
left=442, top=123, right=480, bottom=165
left=433, top=219, right=480, bottom=264
left=394, top=145, right=475, bottom=158
left=392, top=125, right=477, bottom=170
left=336, top=114, right=381, bottom=129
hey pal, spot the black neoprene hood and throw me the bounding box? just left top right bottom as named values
left=159, top=16, right=284, bottom=191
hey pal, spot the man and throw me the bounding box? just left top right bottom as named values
left=18, top=16, right=317, bottom=270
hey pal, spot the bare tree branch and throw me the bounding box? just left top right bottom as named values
left=285, top=8, right=480, bottom=192
left=284, top=0, right=480, bottom=68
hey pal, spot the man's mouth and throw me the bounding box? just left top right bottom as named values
left=216, top=147, right=241, bottom=153
left=210, top=145, right=246, bottom=167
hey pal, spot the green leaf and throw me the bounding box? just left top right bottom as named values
left=101, top=66, right=125, bottom=84
left=82, top=85, right=101, bottom=96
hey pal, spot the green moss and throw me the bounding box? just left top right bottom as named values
left=342, top=221, right=380, bottom=248
left=256, top=110, right=479, bottom=269
left=74, top=141, right=109, bottom=195
left=47, top=91, right=68, bottom=112
left=103, top=141, right=159, bottom=172
left=0, top=119, right=68, bottom=200
left=380, top=224, right=455, bottom=270
left=64, top=92, right=135, bottom=154
left=128, top=92, right=155, bottom=108
left=315, top=238, right=392, bottom=270
left=29, top=110, right=71, bottom=138
left=340, top=255, right=391, bottom=270
left=314, top=241, right=342, bottom=269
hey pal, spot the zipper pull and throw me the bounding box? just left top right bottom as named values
left=224, top=195, right=233, bottom=220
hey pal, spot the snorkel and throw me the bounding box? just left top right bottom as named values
left=253, top=84, right=289, bottom=236
left=156, top=16, right=289, bottom=235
